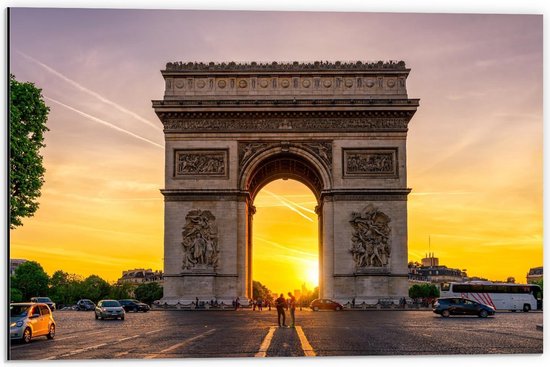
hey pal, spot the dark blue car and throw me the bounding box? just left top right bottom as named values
left=433, top=297, right=495, bottom=318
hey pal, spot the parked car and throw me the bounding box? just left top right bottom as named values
left=310, top=299, right=344, bottom=311
left=433, top=297, right=496, bottom=318
left=10, top=303, right=56, bottom=343
left=118, top=299, right=151, bottom=313
left=76, top=299, right=96, bottom=311
left=30, top=297, right=56, bottom=311
left=95, top=300, right=125, bottom=320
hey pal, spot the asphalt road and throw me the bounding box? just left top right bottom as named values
left=9, top=309, right=543, bottom=360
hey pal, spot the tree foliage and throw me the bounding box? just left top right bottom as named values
left=134, top=282, right=163, bottom=305
left=9, top=74, right=50, bottom=228
left=408, top=283, right=440, bottom=300
left=11, top=261, right=49, bottom=300
left=252, top=281, right=273, bottom=301
left=109, top=282, right=134, bottom=300
left=81, top=275, right=112, bottom=303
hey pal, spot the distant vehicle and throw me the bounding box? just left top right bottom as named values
left=30, top=297, right=56, bottom=311
left=118, top=299, right=150, bottom=313
left=310, top=299, right=344, bottom=311
left=10, top=303, right=56, bottom=343
left=433, top=297, right=495, bottom=318
left=76, top=299, right=96, bottom=311
left=95, top=300, right=125, bottom=320
left=440, top=282, right=542, bottom=312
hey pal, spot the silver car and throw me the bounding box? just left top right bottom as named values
left=95, top=300, right=125, bottom=320
left=10, top=303, right=56, bottom=343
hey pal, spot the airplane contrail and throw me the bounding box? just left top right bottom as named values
left=16, top=50, right=162, bottom=132
left=45, top=96, right=164, bottom=149
left=264, top=189, right=316, bottom=214
left=262, top=190, right=314, bottom=222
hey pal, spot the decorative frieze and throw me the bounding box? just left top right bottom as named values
left=174, top=149, right=228, bottom=178
left=238, top=141, right=332, bottom=171
left=164, top=117, right=409, bottom=133
left=349, top=205, right=392, bottom=272
left=181, top=210, right=219, bottom=271
left=343, top=148, right=398, bottom=178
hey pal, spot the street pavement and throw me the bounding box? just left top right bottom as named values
left=9, top=308, right=543, bottom=360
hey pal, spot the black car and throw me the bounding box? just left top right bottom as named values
left=30, top=297, right=56, bottom=311
left=118, top=299, right=150, bottom=312
left=310, top=299, right=344, bottom=311
left=433, top=297, right=495, bottom=318
left=76, top=299, right=96, bottom=311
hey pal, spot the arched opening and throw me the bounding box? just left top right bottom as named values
left=242, top=151, right=328, bottom=301
left=252, top=179, right=319, bottom=302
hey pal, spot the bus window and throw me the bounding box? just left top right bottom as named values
left=441, top=283, right=450, bottom=292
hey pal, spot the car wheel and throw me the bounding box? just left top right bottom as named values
left=121, top=315, right=125, bottom=320
left=22, top=328, right=32, bottom=343
left=479, top=309, right=488, bottom=318
left=335, top=306, right=342, bottom=311
left=313, top=306, right=319, bottom=311
left=47, top=324, right=55, bottom=339
left=441, top=310, right=450, bottom=318
left=523, top=304, right=531, bottom=312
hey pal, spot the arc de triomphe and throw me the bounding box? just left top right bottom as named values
left=152, top=61, right=419, bottom=305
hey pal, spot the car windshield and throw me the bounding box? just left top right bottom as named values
left=10, top=305, right=31, bottom=317
left=36, top=297, right=52, bottom=302
left=102, top=301, right=120, bottom=307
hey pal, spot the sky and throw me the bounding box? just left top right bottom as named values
left=6, top=5, right=543, bottom=294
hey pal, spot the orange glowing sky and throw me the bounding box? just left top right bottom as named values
left=6, top=7, right=543, bottom=292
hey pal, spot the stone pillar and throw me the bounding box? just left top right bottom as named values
left=320, top=196, right=334, bottom=299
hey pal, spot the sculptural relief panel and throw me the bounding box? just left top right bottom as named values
left=349, top=205, right=392, bottom=273
left=181, top=209, right=219, bottom=271
left=174, top=149, right=228, bottom=178
left=343, top=148, right=398, bottom=178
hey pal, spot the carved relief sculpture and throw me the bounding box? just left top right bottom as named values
left=181, top=210, right=219, bottom=270
left=349, top=205, right=391, bottom=270
left=344, top=149, right=397, bottom=177
left=175, top=150, right=227, bottom=177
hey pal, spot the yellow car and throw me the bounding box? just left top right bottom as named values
left=10, top=303, right=56, bottom=343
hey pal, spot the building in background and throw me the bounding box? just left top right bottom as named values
left=408, top=253, right=466, bottom=286
left=10, top=259, right=27, bottom=276
left=527, top=266, right=543, bottom=283
left=118, top=268, right=163, bottom=285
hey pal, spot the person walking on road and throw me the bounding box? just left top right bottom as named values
left=275, top=293, right=287, bottom=327
left=287, top=292, right=296, bottom=328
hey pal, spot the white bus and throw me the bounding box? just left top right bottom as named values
left=440, top=282, right=542, bottom=312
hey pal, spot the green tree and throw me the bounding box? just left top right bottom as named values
left=49, top=270, right=84, bottom=307
left=252, top=281, right=273, bottom=302
left=9, top=74, right=50, bottom=229
left=10, top=287, right=23, bottom=303
left=134, top=282, right=163, bottom=305
left=81, top=275, right=111, bottom=303
left=11, top=261, right=49, bottom=300
left=408, top=283, right=439, bottom=300
left=109, top=281, right=134, bottom=300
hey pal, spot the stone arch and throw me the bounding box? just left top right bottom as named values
left=239, top=145, right=332, bottom=201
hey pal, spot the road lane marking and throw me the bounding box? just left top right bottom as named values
left=143, top=328, right=217, bottom=359
left=255, top=326, right=276, bottom=357
left=40, top=328, right=164, bottom=360
left=296, top=326, right=316, bottom=357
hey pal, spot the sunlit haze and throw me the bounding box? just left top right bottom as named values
left=7, top=9, right=542, bottom=288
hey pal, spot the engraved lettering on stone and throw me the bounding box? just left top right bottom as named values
left=181, top=210, right=219, bottom=270
left=350, top=205, right=391, bottom=269
left=346, top=152, right=394, bottom=174
left=175, top=151, right=226, bottom=176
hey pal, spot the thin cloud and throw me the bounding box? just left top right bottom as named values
left=16, top=50, right=162, bottom=132
left=262, top=190, right=314, bottom=222
left=45, top=96, right=164, bottom=149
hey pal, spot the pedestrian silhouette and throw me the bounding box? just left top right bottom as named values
left=275, top=293, right=286, bottom=327
left=287, top=292, right=296, bottom=328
